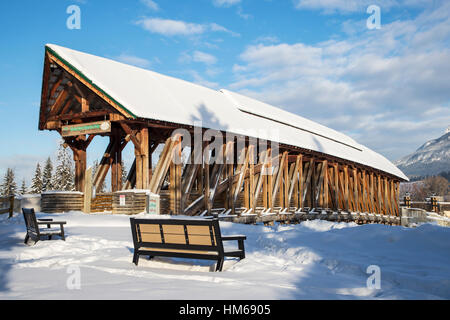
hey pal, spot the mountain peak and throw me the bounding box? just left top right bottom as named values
left=395, top=131, right=450, bottom=178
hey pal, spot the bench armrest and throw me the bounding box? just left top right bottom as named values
left=222, top=235, right=246, bottom=241
left=222, top=235, right=246, bottom=259
left=37, top=221, right=66, bottom=225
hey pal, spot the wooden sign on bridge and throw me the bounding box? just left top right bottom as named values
left=61, top=121, right=111, bottom=137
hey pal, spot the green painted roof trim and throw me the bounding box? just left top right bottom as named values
left=45, top=45, right=137, bottom=119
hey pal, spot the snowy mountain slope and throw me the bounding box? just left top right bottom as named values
left=1, top=211, right=449, bottom=299
left=395, top=131, right=450, bottom=178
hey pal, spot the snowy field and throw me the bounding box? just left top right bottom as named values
left=0, top=211, right=449, bottom=300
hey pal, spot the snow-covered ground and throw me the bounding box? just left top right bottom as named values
left=0, top=211, right=449, bottom=300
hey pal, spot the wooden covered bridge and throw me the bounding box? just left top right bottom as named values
left=38, top=44, right=408, bottom=224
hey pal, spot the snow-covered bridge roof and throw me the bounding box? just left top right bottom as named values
left=45, top=44, right=408, bottom=181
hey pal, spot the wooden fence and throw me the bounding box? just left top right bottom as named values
left=0, top=196, right=14, bottom=218
left=400, top=200, right=450, bottom=214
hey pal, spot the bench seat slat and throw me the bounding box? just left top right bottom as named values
left=140, top=247, right=219, bottom=256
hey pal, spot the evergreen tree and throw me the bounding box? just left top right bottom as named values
left=1, top=168, right=17, bottom=196
left=30, top=162, right=43, bottom=194
left=121, top=161, right=128, bottom=189
left=52, top=142, right=75, bottom=191
left=42, top=157, right=53, bottom=192
left=20, top=179, right=27, bottom=195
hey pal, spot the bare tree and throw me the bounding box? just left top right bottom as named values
left=423, top=176, right=449, bottom=197
left=400, top=181, right=428, bottom=201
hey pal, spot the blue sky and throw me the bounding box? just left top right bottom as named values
left=0, top=0, right=449, bottom=185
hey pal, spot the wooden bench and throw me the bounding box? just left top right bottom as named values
left=130, top=218, right=246, bottom=271
left=22, top=208, right=67, bottom=245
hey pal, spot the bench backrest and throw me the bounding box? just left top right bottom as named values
left=130, top=218, right=224, bottom=254
left=22, top=208, right=39, bottom=236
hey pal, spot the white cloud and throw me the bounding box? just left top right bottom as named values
left=179, top=51, right=218, bottom=65
left=115, top=54, right=151, bottom=68
left=209, top=23, right=240, bottom=37
left=254, top=36, right=279, bottom=44
left=193, top=51, right=217, bottom=65
left=294, top=0, right=430, bottom=14
left=205, top=67, right=222, bottom=77
left=136, top=18, right=239, bottom=37
left=229, top=2, right=450, bottom=160
left=213, top=0, right=241, bottom=7
left=141, top=0, right=159, bottom=11
left=137, top=18, right=205, bottom=36
left=237, top=6, right=252, bottom=19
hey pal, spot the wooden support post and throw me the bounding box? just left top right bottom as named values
left=267, top=155, right=273, bottom=210
left=353, top=168, right=359, bottom=212
left=110, top=126, right=122, bottom=192
left=170, top=138, right=182, bottom=214
left=263, top=166, right=268, bottom=210
left=233, top=147, right=250, bottom=214
left=67, top=135, right=87, bottom=193
left=384, top=177, right=389, bottom=215
left=302, top=159, right=313, bottom=207
left=337, top=170, right=345, bottom=210
left=378, top=175, right=383, bottom=214
left=333, top=163, right=339, bottom=210
left=83, top=167, right=93, bottom=213
left=249, top=147, right=255, bottom=212
left=323, top=160, right=328, bottom=209
left=314, top=162, right=324, bottom=208
left=389, top=180, right=395, bottom=217
left=395, top=181, right=400, bottom=217
left=283, top=154, right=289, bottom=210
left=244, top=158, right=250, bottom=210
left=373, top=175, right=379, bottom=214
left=93, top=141, right=113, bottom=192
left=149, top=137, right=175, bottom=194
left=181, top=147, right=202, bottom=211
left=388, top=179, right=394, bottom=216
left=226, top=142, right=234, bottom=211
left=287, top=155, right=302, bottom=210
left=208, top=143, right=228, bottom=211
left=271, top=151, right=287, bottom=211
left=361, top=170, right=368, bottom=213
left=369, top=172, right=375, bottom=213
left=204, top=152, right=211, bottom=214
left=254, top=150, right=269, bottom=213
left=298, top=155, right=303, bottom=209
left=310, top=160, right=317, bottom=208
left=262, top=149, right=271, bottom=210
left=140, top=127, right=150, bottom=190
left=343, top=165, right=349, bottom=211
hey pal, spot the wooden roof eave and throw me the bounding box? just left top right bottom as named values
left=40, top=46, right=137, bottom=127
left=38, top=54, right=51, bottom=130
